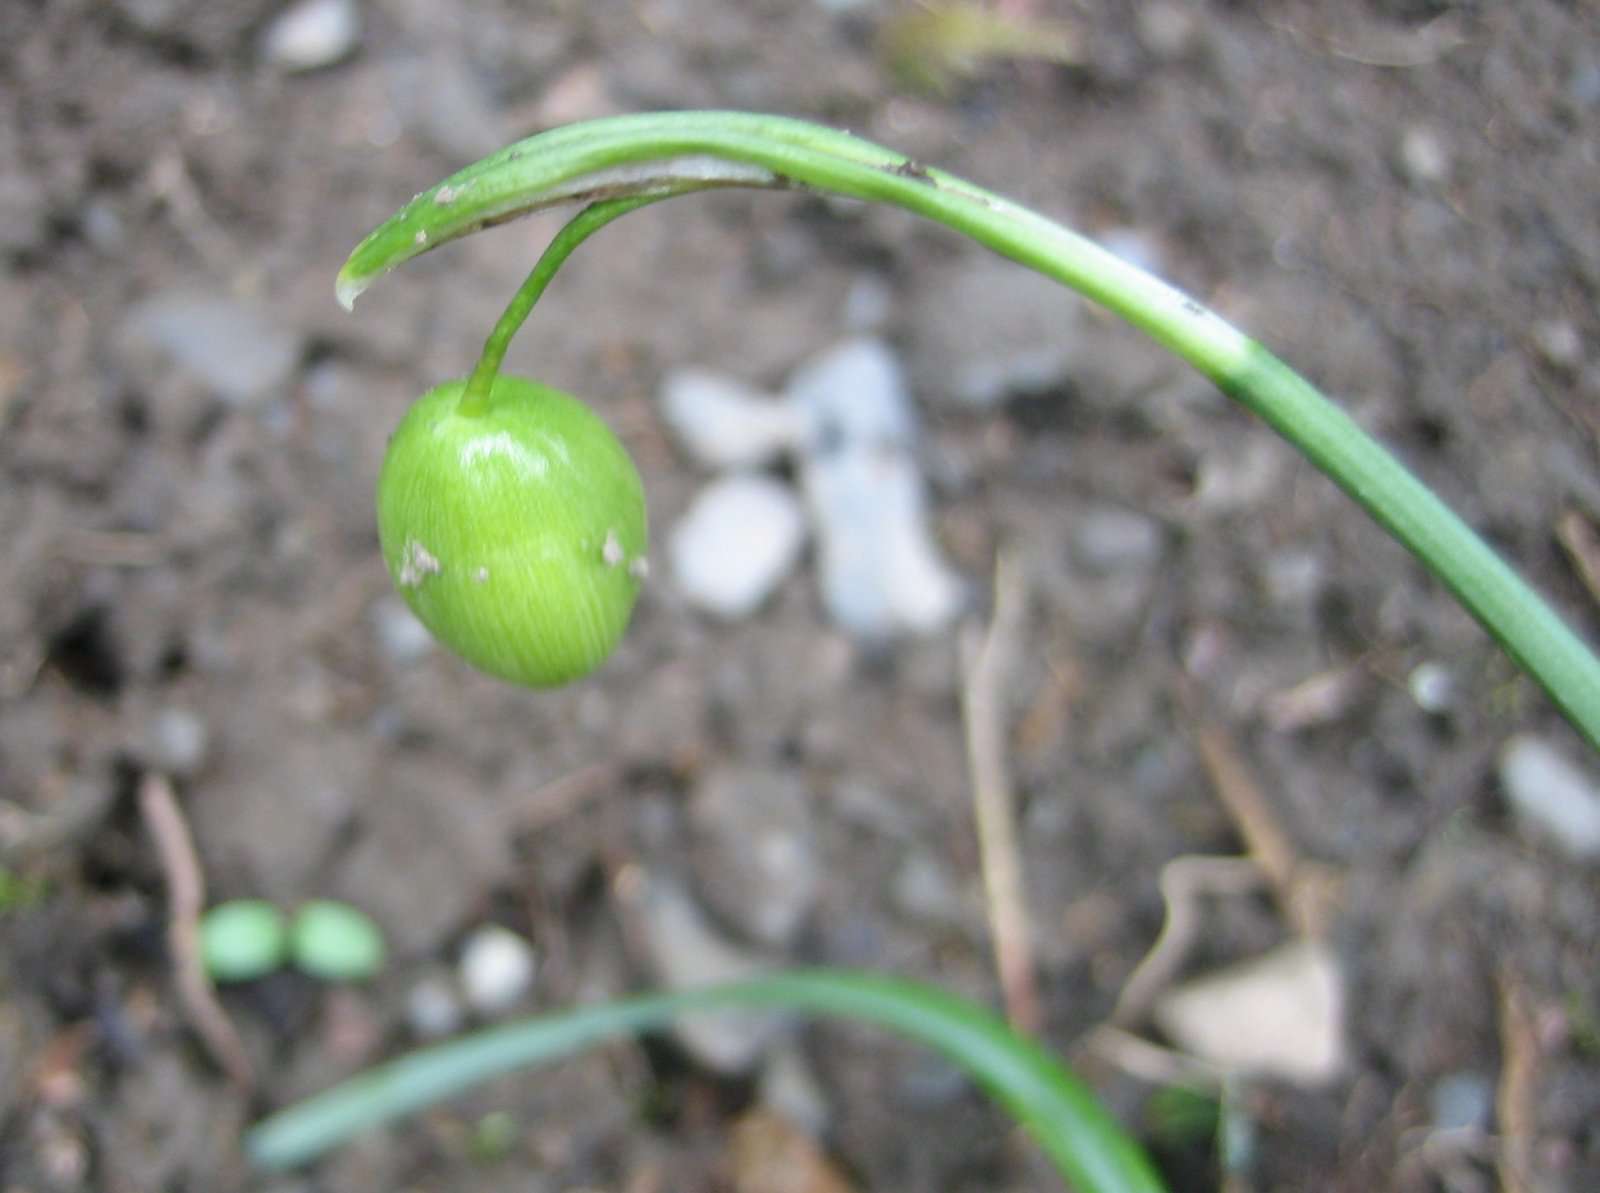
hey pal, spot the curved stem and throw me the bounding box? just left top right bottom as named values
left=459, top=195, right=662, bottom=415
left=245, top=970, right=1166, bottom=1192
left=343, top=112, right=1600, bottom=750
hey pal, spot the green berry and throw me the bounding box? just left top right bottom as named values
left=200, top=900, right=288, bottom=982
left=376, top=375, right=648, bottom=688
left=289, top=900, right=386, bottom=981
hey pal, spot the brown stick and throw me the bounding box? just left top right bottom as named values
left=960, top=549, right=1040, bottom=1033
left=137, top=773, right=254, bottom=1088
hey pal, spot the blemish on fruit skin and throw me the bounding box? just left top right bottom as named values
left=473, top=566, right=490, bottom=584
left=628, top=556, right=650, bottom=581
left=398, top=540, right=442, bottom=587
left=602, top=529, right=625, bottom=567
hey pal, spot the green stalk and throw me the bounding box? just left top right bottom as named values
left=458, top=195, right=659, bottom=415
left=245, top=970, right=1165, bottom=1192
left=340, top=111, right=1600, bottom=749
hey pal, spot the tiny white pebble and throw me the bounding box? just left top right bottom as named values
left=602, top=529, right=625, bottom=567
left=1407, top=661, right=1456, bottom=713
left=459, top=926, right=537, bottom=1016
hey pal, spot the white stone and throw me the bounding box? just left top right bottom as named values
left=1407, top=661, right=1456, bottom=713
left=659, top=369, right=801, bottom=470
left=1154, top=939, right=1345, bottom=1085
left=802, top=446, right=963, bottom=639
left=459, top=926, right=538, bottom=1016
left=669, top=474, right=807, bottom=620
left=261, top=0, right=361, bottom=72
left=1499, top=735, right=1600, bottom=861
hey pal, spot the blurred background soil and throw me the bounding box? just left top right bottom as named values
left=3, top=0, right=1600, bottom=1189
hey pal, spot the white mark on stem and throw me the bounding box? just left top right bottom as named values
left=601, top=529, right=625, bottom=567
left=398, top=540, right=441, bottom=587
left=434, top=185, right=458, bottom=206
left=414, top=229, right=428, bottom=246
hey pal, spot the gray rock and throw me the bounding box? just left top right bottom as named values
left=619, top=871, right=785, bottom=1074
left=669, top=474, right=807, bottom=620
left=260, top=0, right=361, bottom=72
left=405, top=973, right=464, bottom=1039
left=907, top=258, right=1081, bottom=409
left=1430, top=1071, right=1493, bottom=1133
left=1498, top=735, right=1600, bottom=861
left=1069, top=507, right=1164, bottom=574
left=889, top=850, right=974, bottom=933
left=371, top=596, right=434, bottom=666
left=120, top=291, right=301, bottom=406
left=141, top=706, right=210, bottom=778
left=759, top=1043, right=831, bottom=1135
left=689, top=765, right=819, bottom=948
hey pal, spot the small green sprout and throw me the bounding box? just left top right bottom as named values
left=288, top=900, right=386, bottom=982
left=200, top=900, right=289, bottom=982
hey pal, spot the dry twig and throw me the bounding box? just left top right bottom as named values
left=960, top=548, right=1039, bottom=1033
left=1495, top=971, right=1539, bottom=1193
left=1556, top=508, right=1600, bottom=612
left=1111, top=855, right=1266, bottom=1028
left=137, top=773, right=254, bottom=1088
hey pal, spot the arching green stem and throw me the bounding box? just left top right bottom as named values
left=340, top=111, right=1600, bottom=750
left=244, top=970, right=1165, bottom=1192
left=458, top=195, right=662, bottom=415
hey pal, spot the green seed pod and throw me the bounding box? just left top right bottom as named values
left=200, top=899, right=288, bottom=982
left=376, top=375, right=648, bottom=688
left=289, top=900, right=386, bottom=982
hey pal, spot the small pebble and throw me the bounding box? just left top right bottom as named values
left=372, top=596, right=434, bottom=665
left=261, top=0, right=361, bottom=72
left=1407, top=661, right=1456, bottom=713
left=1531, top=320, right=1583, bottom=371
left=618, top=870, right=783, bottom=1074
left=1069, top=507, right=1164, bottom=574
left=459, top=925, right=538, bottom=1016
left=659, top=369, right=801, bottom=469
left=1398, top=126, right=1450, bottom=187
left=1498, top=735, right=1600, bottom=861
left=669, top=474, right=807, bottom=620
left=406, top=974, right=465, bottom=1039
left=1430, top=1071, right=1493, bottom=1133
left=145, top=706, right=210, bottom=777
left=689, top=765, right=819, bottom=948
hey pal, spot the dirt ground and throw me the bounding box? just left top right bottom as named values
left=4, top=0, right=1600, bottom=1189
